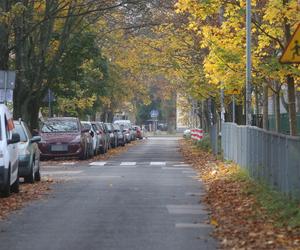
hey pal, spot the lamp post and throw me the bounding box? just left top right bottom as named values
left=246, top=0, right=252, bottom=125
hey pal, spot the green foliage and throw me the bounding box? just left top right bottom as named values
left=232, top=169, right=300, bottom=228
left=251, top=185, right=300, bottom=228
left=195, top=134, right=211, bottom=151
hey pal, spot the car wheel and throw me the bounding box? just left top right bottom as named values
left=35, top=167, right=41, bottom=182
left=25, top=161, right=35, bottom=183
left=11, top=173, right=19, bottom=193
left=1, top=167, right=11, bottom=197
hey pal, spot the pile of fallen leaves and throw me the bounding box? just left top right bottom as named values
left=0, top=179, right=54, bottom=220
left=179, top=139, right=300, bottom=249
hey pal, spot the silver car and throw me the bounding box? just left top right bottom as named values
left=14, top=120, right=41, bottom=183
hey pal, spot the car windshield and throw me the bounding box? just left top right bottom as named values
left=117, top=123, right=129, bottom=129
left=14, top=123, right=27, bottom=142
left=82, top=123, right=91, bottom=130
left=114, top=124, right=120, bottom=131
left=105, top=124, right=113, bottom=131
left=41, top=120, right=79, bottom=133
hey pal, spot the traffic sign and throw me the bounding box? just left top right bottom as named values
left=150, top=110, right=159, bottom=118
left=280, top=23, right=300, bottom=64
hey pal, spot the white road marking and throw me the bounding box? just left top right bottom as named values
left=150, top=162, right=166, bottom=166
left=89, top=162, right=107, bottom=166
left=166, top=205, right=207, bottom=215
left=175, top=223, right=212, bottom=229
left=120, top=162, right=136, bottom=166
left=41, top=171, right=83, bottom=175
left=61, top=162, right=75, bottom=165
left=173, top=164, right=191, bottom=167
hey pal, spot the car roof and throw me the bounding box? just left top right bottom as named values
left=45, top=117, right=78, bottom=121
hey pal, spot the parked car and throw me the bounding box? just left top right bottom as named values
left=105, top=123, right=118, bottom=148
left=94, top=122, right=109, bottom=154
left=113, top=124, right=126, bottom=146
left=0, top=104, right=20, bottom=197
left=114, top=120, right=133, bottom=142
left=38, top=117, right=90, bottom=160
left=133, top=125, right=143, bottom=139
left=81, top=122, right=94, bottom=158
left=14, top=120, right=41, bottom=183
left=91, top=122, right=106, bottom=154
left=82, top=121, right=100, bottom=155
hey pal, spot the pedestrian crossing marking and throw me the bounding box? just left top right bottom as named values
left=62, top=162, right=76, bottom=165
left=89, top=162, right=107, bottom=166
left=120, top=162, right=136, bottom=166
left=150, top=162, right=166, bottom=166
left=173, top=164, right=191, bottom=167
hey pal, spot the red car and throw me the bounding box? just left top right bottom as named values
left=38, top=117, right=90, bottom=160
left=133, top=125, right=143, bottom=139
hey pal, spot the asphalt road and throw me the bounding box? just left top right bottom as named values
left=0, top=137, right=217, bottom=250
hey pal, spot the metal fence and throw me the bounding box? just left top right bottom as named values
left=222, top=122, right=300, bottom=199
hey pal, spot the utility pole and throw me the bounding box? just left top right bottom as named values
left=246, top=0, right=252, bottom=125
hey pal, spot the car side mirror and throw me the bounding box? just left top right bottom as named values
left=32, top=129, right=40, bottom=136
left=8, top=133, right=20, bottom=144
left=30, top=136, right=41, bottom=143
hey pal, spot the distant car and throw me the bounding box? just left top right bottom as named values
left=116, top=123, right=131, bottom=143
left=113, top=124, right=125, bottom=146
left=0, top=104, right=20, bottom=197
left=38, top=117, right=90, bottom=160
left=14, top=120, right=41, bottom=183
left=183, top=129, right=191, bottom=138
left=105, top=123, right=118, bottom=148
left=133, top=125, right=143, bottom=139
left=114, top=120, right=134, bottom=142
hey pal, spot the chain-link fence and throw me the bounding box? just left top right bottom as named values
left=222, top=122, right=300, bottom=199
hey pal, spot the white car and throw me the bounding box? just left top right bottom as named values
left=0, top=104, right=20, bottom=197
left=82, top=121, right=100, bottom=155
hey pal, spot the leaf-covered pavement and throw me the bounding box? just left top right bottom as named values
left=0, top=140, right=144, bottom=220
left=179, top=139, right=300, bottom=249
left=0, top=179, right=54, bottom=220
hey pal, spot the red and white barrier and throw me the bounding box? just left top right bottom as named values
left=191, top=128, right=203, bottom=141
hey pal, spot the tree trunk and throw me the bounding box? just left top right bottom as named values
left=283, top=0, right=297, bottom=135
left=296, top=91, right=300, bottom=113
left=262, top=83, right=269, bottom=130
left=255, top=86, right=260, bottom=126
left=0, top=0, right=9, bottom=70
left=287, top=75, right=297, bottom=135
left=275, top=91, right=281, bottom=133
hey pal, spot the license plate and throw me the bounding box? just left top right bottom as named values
left=51, top=144, right=68, bottom=152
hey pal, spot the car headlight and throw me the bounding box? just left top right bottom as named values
left=23, top=149, right=30, bottom=155
left=71, top=135, right=81, bottom=143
